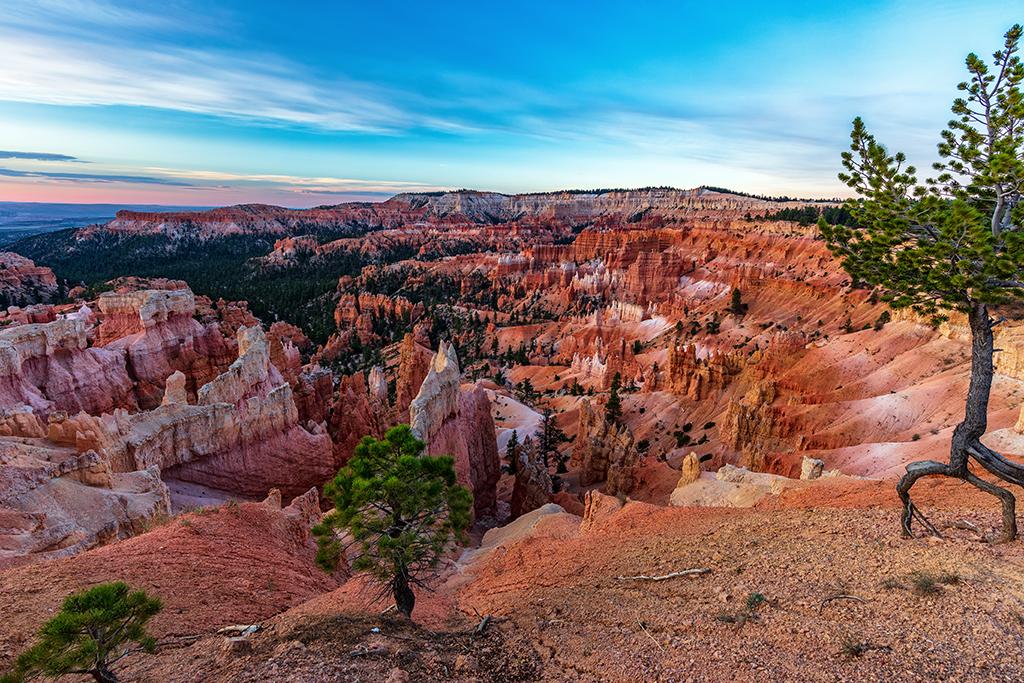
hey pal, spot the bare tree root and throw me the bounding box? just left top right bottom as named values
left=964, top=469, right=1017, bottom=542
left=897, top=443, right=1022, bottom=542
left=896, top=460, right=948, bottom=538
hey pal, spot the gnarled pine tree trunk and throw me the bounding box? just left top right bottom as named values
left=897, top=301, right=1018, bottom=541
left=393, top=568, right=415, bottom=618
left=91, top=667, right=118, bottom=683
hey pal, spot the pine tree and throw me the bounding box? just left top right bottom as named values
left=605, top=372, right=623, bottom=424
left=821, top=25, right=1024, bottom=540
left=313, top=425, right=472, bottom=617
left=538, top=408, right=568, bottom=470
left=2, top=582, right=162, bottom=683
left=505, top=429, right=520, bottom=474
left=730, top=287, right=745, bottom=314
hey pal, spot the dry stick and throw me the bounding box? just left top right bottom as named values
left=474, top=615, right=492, bottom=636
left=615, top=568, right=711, bottom=582
left=818, top=594, right=868, bottom=614
left=635, top=617, right=664, bottom=652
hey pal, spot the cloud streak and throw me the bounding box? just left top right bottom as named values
left=0, top=150, right=81, bottom=162
left=0, top=167, right=195, bottom=186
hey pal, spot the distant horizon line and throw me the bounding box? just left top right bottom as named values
left=0, top=185, right=847, bottom=212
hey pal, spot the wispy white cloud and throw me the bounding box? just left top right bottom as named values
left=0, top=158, right=449, bottom=195
left=0, top=0, right=184, bottom=31
left=0, top=29, right=429, bottom=134
left=140, top=167, right=451, bottom=194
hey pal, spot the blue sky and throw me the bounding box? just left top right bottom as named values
left=0, top=0, right=1017, bottom=206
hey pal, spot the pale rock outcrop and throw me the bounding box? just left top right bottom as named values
left=0, top=439, right=169, bottom=568
left=409, top=343, right=500, bottom=516
left=161, top=371, right=188, bottom=405
left=367, top=366, right=388, bottom=404
left=678, top=451, right=702, bottom=486
left=670, top=465, right=809, bottom=508
left=458, top=503, right=580, bottom=566
left=800, top=456, right=825, bottom=481
left=409, top=341, right=461, bottom=442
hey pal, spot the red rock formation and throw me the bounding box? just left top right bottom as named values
left=0, top=252, right=58, bottom=307
left=96, top=289, right=235, bottom=408
left=572, top=398, right=640, bottom=495
left=79, top=188, right=814, bottom=241
left=267, top=321, right=307, bottom=386
left=510, top=436, right=552, bottom=519
left=0, top=314, right=137, bottom=416
left=394, top=333, right=433, bottom=416
left=328, top=370, right=387, bottom=466
left=293, top=366, right=333, bottom=427
left=666, top=342, right=745, bottom=400
left=155, top=326, right=335, bottom=499
left=409, top=342, right=500, bottom=517
left=721, top=380, right=789, bottom=472
left=40, top=324, right=331, bottom=500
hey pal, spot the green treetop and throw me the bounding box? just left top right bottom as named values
left=312, top=425, right=472, bottom=618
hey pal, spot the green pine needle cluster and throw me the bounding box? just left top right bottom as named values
left=2, top=582, right=162, bottom=683
left=820, top=24, right=1024, bottom=321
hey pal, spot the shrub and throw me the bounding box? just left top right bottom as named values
left=2, top=582, right=162, bottom=683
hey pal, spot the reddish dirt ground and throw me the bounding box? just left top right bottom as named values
left=0, top=501, right=339, bottom=668
left=6, top=477, right=1023, bottom=682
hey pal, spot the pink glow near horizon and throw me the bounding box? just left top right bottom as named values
left=0, top=180, right=387, bottom=207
